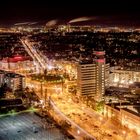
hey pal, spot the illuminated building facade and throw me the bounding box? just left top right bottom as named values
left=77, top=63, right=97, bottom=96
left=109, top=67, right=140, bottom=87
left=104, top=104, right=140, bottom=135
left=77, top=51, right=109, bottom=100
left=0, top=55, right=33, bottom=72
left=5, top=73, right=25, bottom=92
left=0, top=70, right=25, bottom=92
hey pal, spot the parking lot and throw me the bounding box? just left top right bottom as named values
left=0, top=112, right=66, bottom=140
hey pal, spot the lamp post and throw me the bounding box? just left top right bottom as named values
left=61, top=77, right=64, bottom=94
left=44, top=88, right=47, bottom=107
left=40, top=81, right=43, bottom=99
left=40, top=76, right=45, bottom=99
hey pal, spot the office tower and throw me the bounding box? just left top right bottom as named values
left=77, top=51, right=109, bottom=101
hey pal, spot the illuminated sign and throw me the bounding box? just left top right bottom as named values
left=95, top=51, right=105, bottom=55
left=13, top=55, right=23, bottom=61
left=96, top=59, right=105, bottom=63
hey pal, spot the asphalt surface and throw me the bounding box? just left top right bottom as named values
left=0, top=112, right=67, bottom=140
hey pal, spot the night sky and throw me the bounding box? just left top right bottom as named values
left=0, top=0, right=140, bottom=27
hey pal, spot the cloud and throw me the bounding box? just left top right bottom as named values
left=46, top=20, right=58, bottom=26
left=69, top=17, right=94, bottom=23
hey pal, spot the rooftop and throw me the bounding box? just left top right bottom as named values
left=122, top=107, right=140, bottom=117
left=114, top=66, right=140, bottom=72
left=5, top=73, right=24, bottom=78
left=106, top=103, right=140, bottom=117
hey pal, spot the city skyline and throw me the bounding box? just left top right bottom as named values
left=0, top=1, right=140, bottom=140
left=0, top=0, right=140, bottom=27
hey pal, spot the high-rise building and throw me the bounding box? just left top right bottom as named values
left=77, top=51, right=109, bottom=101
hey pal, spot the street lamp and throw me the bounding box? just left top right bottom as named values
left=77, top=130, right=80, bottom=135
left=40, top=81, right=43, bottom=99
left=44, top=88, right=47, bottom=106
left=122, top=130, right=127, bottom=140
left=61, top=77, right=64, bottom=94
left=99, top=117, right=103, bottom=121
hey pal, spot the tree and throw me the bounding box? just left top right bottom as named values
left=96, top=101, right=105, bottom=113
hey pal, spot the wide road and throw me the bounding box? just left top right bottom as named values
left=51, top=90, right=140, bottom=140
left=49, top=98, right=96, bottom=140
left=20, top=38, right=46, bottom=72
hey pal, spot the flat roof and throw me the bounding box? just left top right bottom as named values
left=79, top=61, right=95, bottom=65
left=114, top=67, right=140, bottom=72
left=106, top=103, right=140, bottom=116
left=107, top=102, right=140, bottom=106
left=5, top=73, right=24, bottom=78
left=122, top=108, right=140, bottom=117
left=0, top=70, right=24, bottom=78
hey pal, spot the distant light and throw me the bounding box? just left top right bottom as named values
left=58, top=66, right=62, bottom=69
left=48, top=65, right=53, bottom=70
left=81, top=106, right=85, bottom=109
left=114, top=78, right=119, bottom=82
left=77, top=130, right=80, bottom=134
left=129, top=80, right=133, bottom=84
left=99, top=117, right=103, bottom=121
left=122, top=130, right=126, bottom=135
left=40, top=100, right=44, bottom=104
left=120, top=80, right=124, bottom=84
left=68, top=99, right=72, bottom=102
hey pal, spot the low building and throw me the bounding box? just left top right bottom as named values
left=104, top=103, right=140, bottom=135
left=109, top=67, right=140, bottom=88
left=130, top=82, right=140, bottom=94
left=0, top=55, right=33, bottom=72
left=4, top=72, right=25, bottom=92
left=0, top=70, right=25, bottom=92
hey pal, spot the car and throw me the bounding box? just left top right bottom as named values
left=94, top=125, right=98, bottom=128
left=113, top=131, right=118, bottom=135
left=33, top=127, right=38, bottom=133
left=34, top=130, right=38, bottom=133
left=17, top=130, right=21, bottom=133
left=108, top=134, right=112, bottom=137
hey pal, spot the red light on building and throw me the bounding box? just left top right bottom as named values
left=95, top=51, right=105, bottom=55
left=13, top=55, right=23, bottom=61
left=96, top=59, right=105, bottom=63
left=14, top=56, right=22, bottom=58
